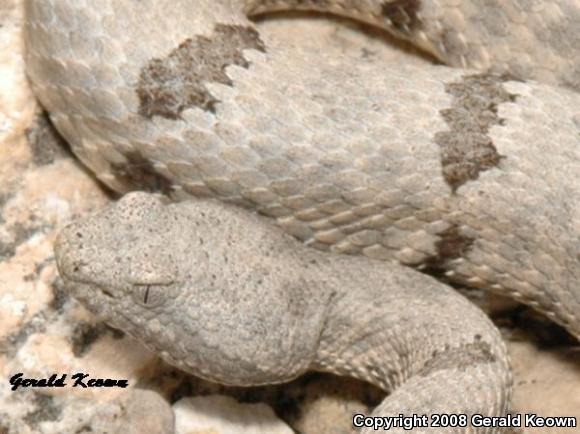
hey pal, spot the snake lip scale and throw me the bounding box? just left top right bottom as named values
left=24, top=0, right=580, bottom=433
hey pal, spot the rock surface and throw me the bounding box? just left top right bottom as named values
left=509, top=341, right=580, bottom=433
left=1, top=1, right=579, bottom=433
left=174, top=395, right=293, bottom=434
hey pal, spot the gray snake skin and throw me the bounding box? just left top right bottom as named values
left=23, top=0, right=580, bottom=432
left=55, top=192, right=510, bottom=434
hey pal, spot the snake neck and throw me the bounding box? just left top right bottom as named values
left=308, top=261, right=511, bottom=427
left=310, top=268, right=509, bottom=391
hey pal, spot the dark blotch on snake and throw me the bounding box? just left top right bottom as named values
left=137, top=24, right=266, bottom=119
left=381, top=0, right=422, bottom=34
left=435, top=73, right=517, bottom=192
left=109, top=151, right=174, bottom=194
left=420, top=341, right=496, bottom=376
left=423, top=225, right=475, bottom=274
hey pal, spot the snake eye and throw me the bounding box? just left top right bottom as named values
left=128, top=260, right=177, bottom=286
left=132, top=284, right=167, bottom=308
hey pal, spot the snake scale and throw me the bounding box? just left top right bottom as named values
left=23, top=0, right=580, bottom=432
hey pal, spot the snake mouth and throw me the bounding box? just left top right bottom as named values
left=57, top=277, right=126, bottom=323
left=100, top=287, right=116, bottom=299
left=56, top=274, right=120, bottom=308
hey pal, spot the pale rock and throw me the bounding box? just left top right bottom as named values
left=293, top=390, right=370, bottom=434
left=30, top=389, right=174, bottom=434
left=0, top=0, right=36, bottom=153
left=508, top=341, right=580, bottom=433
left=174, top=395, right=294, bottom=434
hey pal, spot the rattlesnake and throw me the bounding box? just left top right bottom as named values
left=23, top=0, right=580, bottom=432
left=55, top=192, right=511, bottom=433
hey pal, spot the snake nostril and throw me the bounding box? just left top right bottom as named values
left=72, top=261, right=88, bottom=274
left=101, top=288, right=115, bottom=298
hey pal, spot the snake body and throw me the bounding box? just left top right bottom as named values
left=24, top=0, right=580, bottom=337
left=55, top=192, right=510, bottom=433
left=23, top=0, right=580, bottom=431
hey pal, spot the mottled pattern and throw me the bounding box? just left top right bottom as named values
left=435, top=73, right=512, bottom=192
left=138, top=25, right=265, bottom=118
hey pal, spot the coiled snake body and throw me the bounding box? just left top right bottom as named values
left=24, top=1, right=580, bottom=432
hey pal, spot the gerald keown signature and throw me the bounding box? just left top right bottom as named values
left=8, top=373, right=129, bottom=391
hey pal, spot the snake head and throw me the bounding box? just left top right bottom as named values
left=56, top=191, right=180, bottom=308
left=55, top=191, right=327, bottom=386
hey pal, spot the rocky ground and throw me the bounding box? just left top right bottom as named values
left=1, top=1, right=579, bottom=433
